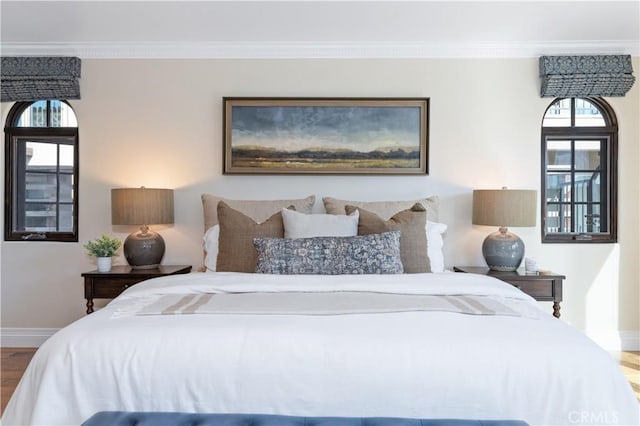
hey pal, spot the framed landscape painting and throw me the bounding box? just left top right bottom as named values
left=223, top=97, right=429, bottom=174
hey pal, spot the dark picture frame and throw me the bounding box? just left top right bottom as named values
left=223, top=97, right=429, bottom=175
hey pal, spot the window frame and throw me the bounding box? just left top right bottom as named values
left=4, top=100, right=79, bottom=242
left=541, top=97, right=617, bottom=243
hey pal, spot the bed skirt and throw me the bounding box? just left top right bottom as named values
left=81, top=411, right=529, bottom=426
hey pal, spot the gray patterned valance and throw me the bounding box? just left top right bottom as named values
left=1, top=56, right=81, bottom=102
left=539, top=55, right=635, bottom=97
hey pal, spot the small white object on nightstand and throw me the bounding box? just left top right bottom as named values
left=525, top=257, right=538, bottom=273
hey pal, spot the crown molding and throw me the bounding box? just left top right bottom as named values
left=1, top=40, right=638, bottom=59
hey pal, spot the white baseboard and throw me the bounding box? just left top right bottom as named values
left=2, top=327, right=639, bottom=351
left=584, top=329, right=640, bottom=351
left=1, top=328, right=59, bottom=347
left=620, top=331, right=640, bottom=351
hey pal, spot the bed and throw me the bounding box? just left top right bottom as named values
left=3, top=195, right=638, bottom=426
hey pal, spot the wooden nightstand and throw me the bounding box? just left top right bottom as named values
left=82, top=265, right=192, bottom=314
left=453, top=266, right=565, bottom=318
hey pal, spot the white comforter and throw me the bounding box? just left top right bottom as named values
left=3, top=272, right=638, bottom=426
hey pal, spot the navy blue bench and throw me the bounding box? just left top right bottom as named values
left=82, top=412, right=529, bottom=426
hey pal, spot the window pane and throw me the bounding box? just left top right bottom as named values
left=543, top=99, right=571, bottom=127
left=575, top=99, right=605, bottom=127
left=17, top=101, right=47, bottom=127
left=24, top=172, right=54, bottom=185
left=574, top=140, right=601, bottom=170
left=560, top=204, right=572, bottom=232
left=546, top=204, right=571, bottom=233
left=575, top=204, right=601, bottom=233
left=25, top=173, right=58, bottom=202
left=547, top=204, right=573, bottom=233
left=546, top=204, right=561, bottom=233
left=546, top=140, right=572, bottom=170
left=59, top=174, right=74, bottom=202
left=546, top=173, right=572, bottom=202
left=59, top=144, right=74, bottom=167
left=25, top=142, right=57, bottom=170
left=59, top=204, right=74, bottom=231
left=574, top=172, right=601, bottom=203
left=50, top=100, right=78, bottom=127
left=23, top=203, right=57, bottom=231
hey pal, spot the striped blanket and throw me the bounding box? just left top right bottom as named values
left=133, top=292, right=525, bottom=317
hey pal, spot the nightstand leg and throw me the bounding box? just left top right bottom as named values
left=86, top=299, right=94, bottom=314
left=553, top=302, right=561, bottom=318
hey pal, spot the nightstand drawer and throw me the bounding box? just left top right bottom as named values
left=90, top=278, right=141, bottom=298
left=503, top=279, right=553, bottom=299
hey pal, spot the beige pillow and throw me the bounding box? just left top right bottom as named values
left=346, top=203, right=430, bottom=273
left=282, top=208, right=359, bottom=238
left=217, top=201, right=289, bottom=272
left=324, top=196, right=439, bottom=222
left=202, top=194, right=315, bottom=232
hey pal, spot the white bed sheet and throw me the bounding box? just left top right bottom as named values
left=3, top=272, right=638, bottom=426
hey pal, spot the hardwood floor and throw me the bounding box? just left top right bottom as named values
left=1, top=348, right=639, bottom=416
left=1, top=347, right=37, bottom=415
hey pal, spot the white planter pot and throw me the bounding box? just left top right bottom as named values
left=97, top=257, right=112, bottom=272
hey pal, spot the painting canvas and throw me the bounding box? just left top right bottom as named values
left=223, top=98, right=429, bottom=174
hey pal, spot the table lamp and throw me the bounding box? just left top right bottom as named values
left=472, top=188, right=537, bottom=271
left=111, top=187, right=174, bottom=269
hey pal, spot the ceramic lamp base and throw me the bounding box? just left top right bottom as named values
left=123, top=229, right=165, bottom=269
left=482, top=228, right=524, bottom=272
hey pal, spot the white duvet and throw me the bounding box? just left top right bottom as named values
left=3, top=272, right=638, bottom=426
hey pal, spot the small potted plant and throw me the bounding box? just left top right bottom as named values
left=84, top=233, right=122, bottom=272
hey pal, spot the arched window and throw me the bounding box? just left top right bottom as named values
left=541, top=98, right=617, bottom=243
left=4, top=100, right=79, bottom=242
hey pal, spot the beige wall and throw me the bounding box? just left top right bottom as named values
left=1, top=58, right=638, bottom=347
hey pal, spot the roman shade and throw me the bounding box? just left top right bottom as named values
left=539, top=55, right=635, bottom=97
left=1, top=56, right=81, bottom=102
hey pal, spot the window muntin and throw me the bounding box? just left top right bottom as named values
left=541, top=98, right=616, bottom=243
left=5, top=100, right=79, bottom=242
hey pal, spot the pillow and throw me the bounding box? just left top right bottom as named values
left=323, top=196, right=439, bottom=222
left=282, top=208, right=359, bottom=239
left=216, top=201, right=290, bottom=273
left=253, top=231, right=403, bottom=275
left=427, top=220, right=447, bottom=273
left=346, top=203, right=429, bottom=273
left=201, top=194, right=314, bottom=271
left=202, top=194, right=315, bottom=232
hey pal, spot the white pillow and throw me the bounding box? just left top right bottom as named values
left=282, top=208, right=359, bottom=239
left=426, top=220, right=447, bottom=273
left=203, top=225, right=219, bottom=272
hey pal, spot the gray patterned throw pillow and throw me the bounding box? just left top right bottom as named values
left=253, top=231, right=404, bottom=275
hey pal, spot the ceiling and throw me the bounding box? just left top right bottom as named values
left=1, top=1, right=639, bottom=58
